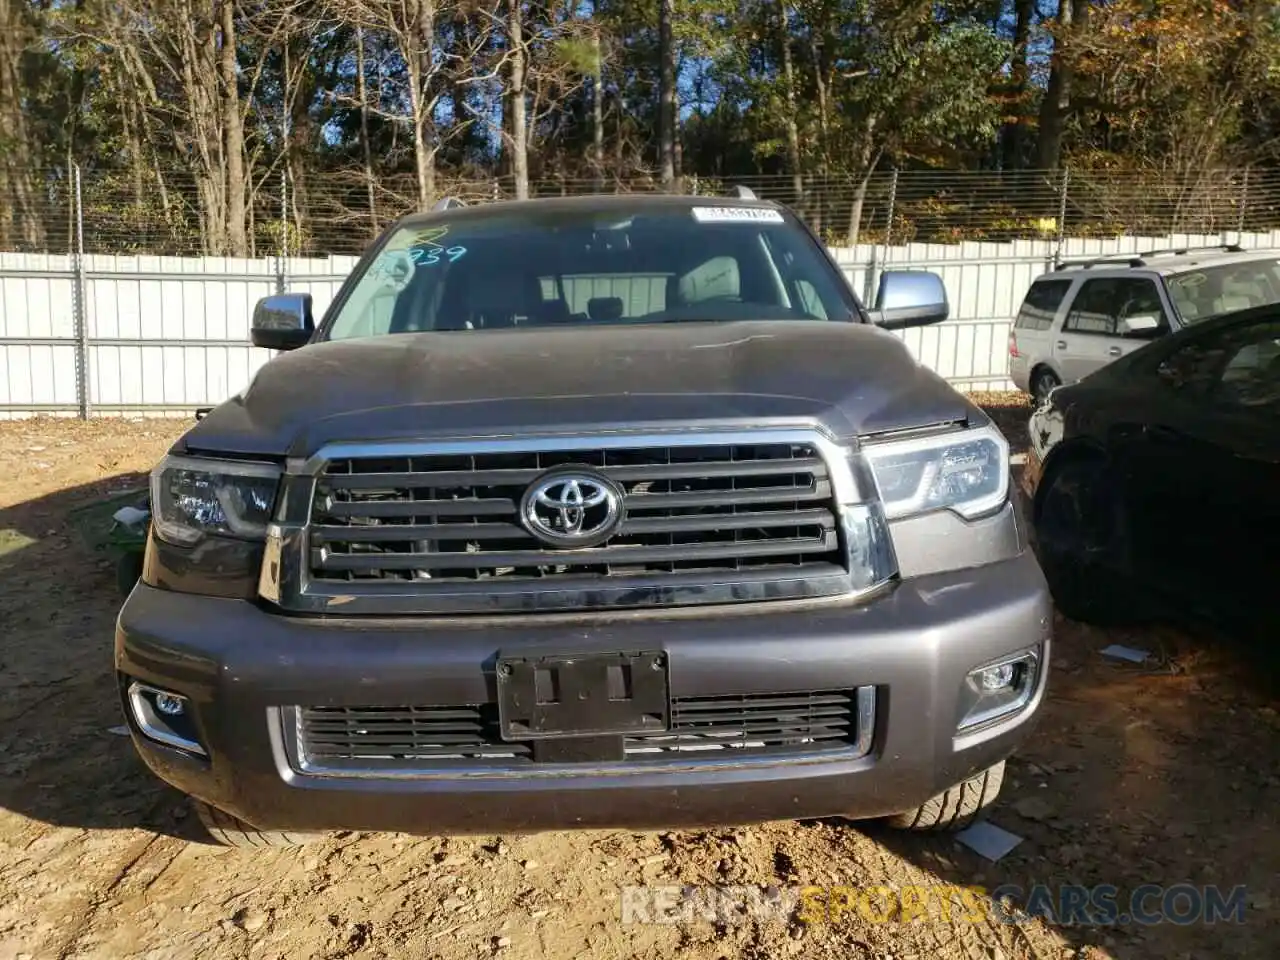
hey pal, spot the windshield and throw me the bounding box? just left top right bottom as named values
left=1166, top=258, right=1280, bottom=324
left=324, top=204, right=860, bottom=340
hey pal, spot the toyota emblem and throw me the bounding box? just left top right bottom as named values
left=520, top=470, right=624, bottom=547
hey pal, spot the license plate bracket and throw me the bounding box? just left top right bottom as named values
left=496, top=651, right=669, bottom=740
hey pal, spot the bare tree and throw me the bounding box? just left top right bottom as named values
left=508, top=0, right=529, bottom=200
left=74, top=0, right=279, bottom=254
left=591, top=25, right=604, bottom=189
left=332, top=0, right=514, bottom=210
left=658, top=0, right=675, bottom=188
left=220, top=0, right=249, bottom=255
left=335, top=0, right=444, bottom=208
left=0, top=0, right=43, bottom=248
left=355, top=25, right=378, bottom=228
left=776, top=1, right=804, bottom=211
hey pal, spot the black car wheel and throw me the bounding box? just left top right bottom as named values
left=116, top=552, right=144, bottom=598
left=885, top=760, right=1005, bottom=832
left=191, top=798, right=322, bottom=848
left=1030, top=367, right=1061, bottom=404
left=1034, top=455, right=1151, bottom=626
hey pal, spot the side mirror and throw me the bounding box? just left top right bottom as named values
left=251, top=293, right=315, bottom=351
left=868, top=270, right=949, bottom=330
left=1120, top=313, right=1163, bottom=339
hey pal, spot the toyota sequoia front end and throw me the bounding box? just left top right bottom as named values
left=115, top=195, right=1051, bottom=844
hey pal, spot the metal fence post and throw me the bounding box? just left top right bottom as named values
left=1238, top=167, right=1250, bottom=241
left=859, top=169, right=899, bottom=307
left=862, top=244, right=879, bottom=306
left=275, top=168, right=288, bottom=293
left=71, top=164, right=91, bottom=419
left=1053, top=167, right=1070, bottom=267
left=884, top=168, right=899, bottom=250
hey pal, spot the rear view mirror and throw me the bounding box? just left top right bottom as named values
left=1121, top=313, right=1163, bottom=339
left=251, top=293, right=315, bottom=351
left=869, top=270, right=949, bottom=330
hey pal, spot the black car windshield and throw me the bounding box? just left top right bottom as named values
left=1166, top=257, right=1280, bottom=323
left=325, top=203, right=860, bottom=340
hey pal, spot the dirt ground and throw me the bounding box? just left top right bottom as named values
left=0, top=401, right=1276, bottom=960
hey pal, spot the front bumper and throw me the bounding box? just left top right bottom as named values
left=115, top=550, right=1052, bottom=834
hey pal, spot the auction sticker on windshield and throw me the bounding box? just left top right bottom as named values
left=692, top=206, right=785, bottom=224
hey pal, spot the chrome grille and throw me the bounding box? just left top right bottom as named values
left=294, top=689, right=870, bottom=772
left=305, top=439, right=847, bottom=611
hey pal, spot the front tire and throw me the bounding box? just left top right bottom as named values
left=191, top=798, right=321, bottom=848
left=885, top=761, right=1005, bottom=831
left=1033, top=455, right=1148, bottom=626
left=115, top=552, right=144, bottom=598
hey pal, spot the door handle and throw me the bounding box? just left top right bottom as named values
left=1108, top=345, right=1122, bottom=357
left=1056, top=340, right=1067, bottom=350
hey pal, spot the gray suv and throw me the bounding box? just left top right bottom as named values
left=116, top=194, right=1051, bottom=846
left=1009, top=245, right=1280, bottom=402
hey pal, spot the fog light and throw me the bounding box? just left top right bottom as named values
left=125, top=681, right=206, bottom=755
left=154, top=692, right=186, bottom=716
left=976, top=662, right=1016, bottom=692
left=958, top=648, right=1040, bottom=732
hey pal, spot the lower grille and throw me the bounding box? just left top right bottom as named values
left=630, top=691, right=860, bottom=756
left=293, top=688, right=874, bottom=774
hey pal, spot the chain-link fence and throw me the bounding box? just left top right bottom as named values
left=5, top=162, right=1280, bottom=418
left=2, top=165, right=1278, bottom=258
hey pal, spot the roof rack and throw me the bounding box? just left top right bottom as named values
left=431, top=196, right=466, bottom=212
left=728, top=184, right=758, bottom=200
left=1054, top=242, right=1249, bottom=271
left=1053, top=254, right=1144, bottom=271
left=1137, top=243, right=1244, bottom=257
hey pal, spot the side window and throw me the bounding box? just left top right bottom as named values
left=1156, top=318, right=1280, bottom=413
left=1213, top=322, right=1280, bottom=412
left=1114, top=278, right=1170, bottom=338
left=1014, top=279, right=1072, bottom=330
left=1065, top=278, right=1168, bottom=337
left=1064, top=278, right=1121, bottom=335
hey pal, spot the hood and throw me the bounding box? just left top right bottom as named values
left=181, top=321, right=979, bottom=458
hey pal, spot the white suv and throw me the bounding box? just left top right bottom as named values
left=1008, top=245, right=1280, bottom=402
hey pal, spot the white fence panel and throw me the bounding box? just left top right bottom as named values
left=832, top=237, right=1056, bottom=391
left=3, top=230, right=1279, bottom=417
left=286, top=256, right=362, bottom=319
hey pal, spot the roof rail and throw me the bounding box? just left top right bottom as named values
left=1053, top=254, right=1144, bottom=272
left=728, top=184, right=758, bottom=200
left=1137, top=243, right=1244, bottom=257
left=1054, top=242, right=1250, bottom=271
left=431, top=196, right=466, bottom=212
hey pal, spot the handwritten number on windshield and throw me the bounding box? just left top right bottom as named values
left=410, top=245, right=468, bottom=266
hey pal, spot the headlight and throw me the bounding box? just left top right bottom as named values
left=863, top=424, right=1009, bottom=520
left=150, top=455, right=282, bottom=545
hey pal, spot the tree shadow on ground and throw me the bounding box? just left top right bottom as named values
left=0, top=471, right=216, bottom=843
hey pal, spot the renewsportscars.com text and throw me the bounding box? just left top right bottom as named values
left=619, top=883, right=1248, bottom=927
